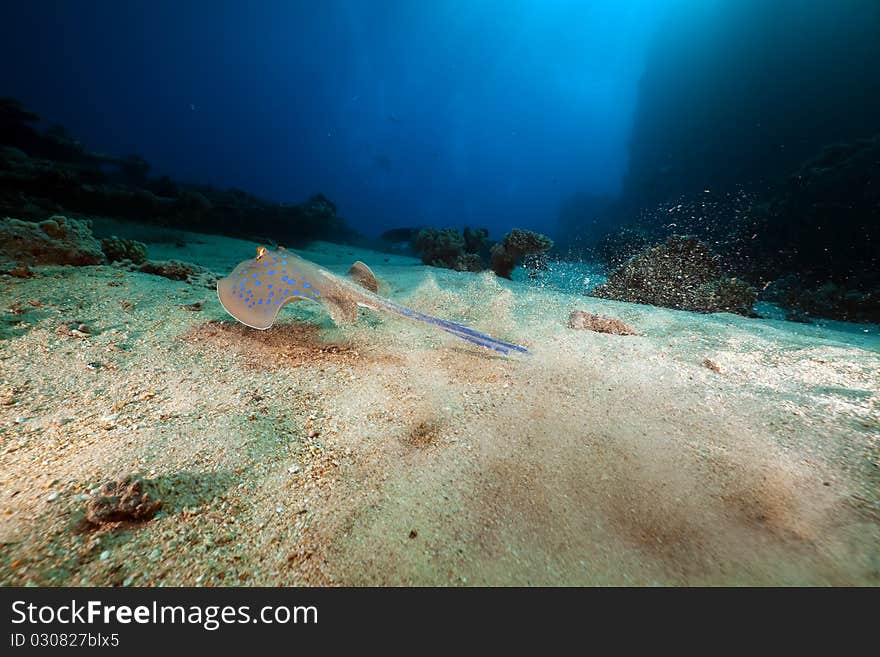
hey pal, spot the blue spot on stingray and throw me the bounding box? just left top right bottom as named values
left=258, top=299, right=263, bottom=305
left=238, top=293, right=243, bottom=299
left=268, top=270, right=275, bottom=276
left=303, top=282, right=311, bottom=288
left=312, top=289, right=319, bottom=296
left=292, top=289, right=299, bottom=295
left=267, top=284, right=272, bottom=289
left=252, top=273, right=258, bottom=278
left=263, top=262, right=269, bottom=267
left=281, top=276, right=288, bottom=282
left=254, top=280, right=260, bottom=286
left=268, top=292, right=274, bottom=297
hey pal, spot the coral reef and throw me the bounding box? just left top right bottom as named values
left=490, top=228, right=553, bottom=279
left=0, top=99, right=355, bottom=246
left=410, top=225, right=491, bottom=272
left=101, top=236, right=148, bottom=264
left=567, top=310, right=639, bottom=335
left=0, top=215, right=105, bottom=266
left=411, top=228, right=467, bottom=270
left=590, top=236, right=756, bottom=316
left=455, top=253, right=484, bottom=273
left=463, top=226, right=489, bottom=255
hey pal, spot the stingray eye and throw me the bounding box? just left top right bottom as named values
left=256, top=246, right=267, bottom=259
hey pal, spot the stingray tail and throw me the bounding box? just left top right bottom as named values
left=378, top=299, right=528, bottom=356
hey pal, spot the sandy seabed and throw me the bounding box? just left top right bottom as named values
left=1, top=228, right=878, bottom=586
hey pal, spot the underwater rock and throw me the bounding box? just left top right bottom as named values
left=0, top=215, right=105, bottom=266
left=101, top=236, right=148, bottom=264
left=138, top=259, right=211, bottom=284
left=590, top=236, right=756, bottom=316
left=490, top=228, right=553, bottom=279
left=567, top=310, right=639, bottom=335
left=3, top=264, right=37, bottom=278
left=85, top=476, right=161, bottom=525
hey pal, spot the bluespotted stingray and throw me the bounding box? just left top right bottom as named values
left=217, top=246, right=528, bottom=356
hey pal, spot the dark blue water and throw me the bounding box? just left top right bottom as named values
left=0, top=1, right=662, bottom=236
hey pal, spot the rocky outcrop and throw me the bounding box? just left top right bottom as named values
left=567, top=310, right=639, bottom=335
left=0, top=215, right=105, bottom=266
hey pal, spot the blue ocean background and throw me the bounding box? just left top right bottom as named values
left=2, top=1, right=666, bottom=237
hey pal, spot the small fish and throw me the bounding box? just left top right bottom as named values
left=217, top=246, right=528, bottom=356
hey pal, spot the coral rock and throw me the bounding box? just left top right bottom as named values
left=490, top=228, right=554, bottom=279
left=591, top=236, right=756, bottom=315
left=86, top=476, right=161, bottom=525
left=567, top=310, right=639, bottom=335
left=0, top=215, right=105, bottom=266
left=412, top=227, right=467, bottom=269
left=138, top=259, right=199, bottom=281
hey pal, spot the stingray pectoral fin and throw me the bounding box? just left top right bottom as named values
left=321, top=294, right=360, bottom=325
left=347, top=260, right=380, bottom=293
left=217, top=275, right=276, bottom=329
